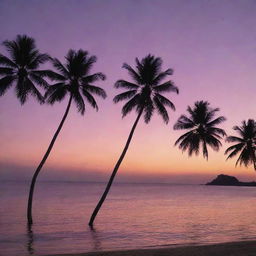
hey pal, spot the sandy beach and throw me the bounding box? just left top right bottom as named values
left=46, top=240, right=256, bottom=256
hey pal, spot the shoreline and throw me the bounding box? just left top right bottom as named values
left=46, top=240, right=256, bottom=256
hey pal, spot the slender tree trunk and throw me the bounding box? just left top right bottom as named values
left=27, top=95, right=73, bottom=226
left=88, top=108, right=144, bottom=227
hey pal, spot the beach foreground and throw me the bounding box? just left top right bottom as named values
left=46, top=240, right=256, bottom=256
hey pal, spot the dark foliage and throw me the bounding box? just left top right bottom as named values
left=0, top=35, right=51, bottom=104
left=113, top=54, right=178, bottom=123
left=174, top=101, right=226, bottom=159
left=44, top=49, right=106, bottom=114
left=225, top=119, right=256, bottom=170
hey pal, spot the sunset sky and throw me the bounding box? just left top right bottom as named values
left=1, top=0, right=256, bottom=184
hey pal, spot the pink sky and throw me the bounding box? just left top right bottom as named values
left=1, top=0, right=256, bottom=184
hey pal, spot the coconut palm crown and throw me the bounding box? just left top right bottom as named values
left=45, top=49, right=106, bottom=113
left=225, top=119, right=256, bottom=170
left=113, top=54, right=179, bottom=123
left=0, top=35, right=50, bottom=104
left=174, top=101, right=226, bottom=159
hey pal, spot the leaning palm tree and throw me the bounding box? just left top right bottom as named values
left=89, top=54, right=179, bottom=227
left=0, top=35, right=50, bottom=103
left=27, top=49, right=106, bottom=226
left=225, top=119, right=256, bottom=170
left=174, top=101, right=226, bottom=159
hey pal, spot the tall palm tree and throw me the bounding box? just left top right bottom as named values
left=89, top=54, right=179, bottom=227
left=0, top=35, right=50, bottom=103
left=27, top=49, right=106, bottom=226
left=174, top=101, right=226, bottom=159
left=225, top=119, right=256, bottom=170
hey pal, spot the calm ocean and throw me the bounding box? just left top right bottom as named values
left=0, top=181, right=256, bottom=255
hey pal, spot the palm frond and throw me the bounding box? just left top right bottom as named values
left=226, top=136, right=244, bottom=143
left=51, top=58, right=69, bottom=77
left=122, top=63, right=141, bottom=84
left=173, top=115, right=195, bottom=130
left=205, top=135, right=222, bottom=151
left=83, top=84, right=107, bottom=99
left=232, top=125, right=245, bottom=137
left=114, top=80, right=139, bottom=89
left=153, top=81, right=178, bottom=94
left=15, top=77, right=27, bottom=104
left=235, top=148, right=254, bottom=167
left=81, top=73, right=106, bottom=84
left=28, top=53, right=50, bottom=69
left=83, top=55, right=97, bottom=74
left=0, top=54, right=17, bottom=68
left=208, top=116, right=226, bottom=127
left=202, top=141, right=208, bottom=159
left=174, top=131, right=194, bottom=146
left=45, top=83, right=67, bottom=104
left=208, top=127, right=226, bottom=137
left=178, top=133, right=200, bottom=156
left=121, top=94, right=140, bottom=117
left=72, top=90, right=85, bottom=115
left=152, top=69, right=173, bottom=85
left=31, top=70, right=66, bottom=81
left=205, top=108, right=220, bottom=123
left=225, top=143, right=244, bottom=157
left=143, top=98, right=154, bottom=123
left=0, top=75, right=16, bottom=96
left=82, top=89, right=98, bottom=111
left=154, top=93, right=176, bottom=111
left=113, top=90, right=137, bottom=103
left=0, top=67, right=14, bottom=75
left=29, top=73, right=49, bottom=89
left=187, top=135, right=200, bottom=156
left=26, top=79, right=44, bottom=104
left=153, top=96, right=169, bottom=123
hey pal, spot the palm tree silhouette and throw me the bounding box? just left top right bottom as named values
left=174, top=101, right=226, bottom=159
left=0, top=35, right=50, bottom=103
left=89, top=54, right=178, bottom=227
left=27, top=49, right=106, bottom=226
left=225, top=119, right=256, bottom=170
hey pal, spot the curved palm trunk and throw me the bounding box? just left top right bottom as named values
left=88, top=108, right=144, bottom=227
left=27, top=95, right=73, bottom=226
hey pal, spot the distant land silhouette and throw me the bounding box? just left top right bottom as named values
left=206, top=174, right=256, bottom=187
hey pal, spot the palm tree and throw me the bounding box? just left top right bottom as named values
left=89, top=54, right=179, bottom=227
left=225, top=119, right=256, bottom=170
left=174, top=101, right=226, bottom=159
left=0, top=35, right=50, bottom=103
left=27, top=49, right=106, bottom=226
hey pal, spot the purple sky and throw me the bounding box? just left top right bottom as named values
left=1, top=0, right=256, bottom=184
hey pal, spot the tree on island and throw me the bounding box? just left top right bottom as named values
left=27, top=49, right=106, bottom=226
left=225, top=119, right=256, bottom=170
left=0, top=35, right=50, bottom=103
left=89, top=54, right=179, bottom=227
left=174, top=101, right=226, bottom=159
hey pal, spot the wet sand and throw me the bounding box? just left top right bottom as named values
left=46, top=240, right=256, bottom=256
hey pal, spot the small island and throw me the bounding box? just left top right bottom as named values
left=206, top=174, right=256, bottom=187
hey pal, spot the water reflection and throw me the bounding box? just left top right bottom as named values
left=27, top=225, right=34, bottom=255
left=89, top=227, right=102, bottom=251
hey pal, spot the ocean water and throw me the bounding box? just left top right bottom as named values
left=0, top=181, right=256, bottom=255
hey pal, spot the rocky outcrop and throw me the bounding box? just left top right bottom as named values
left=206, top=174, right=256, bottom=187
